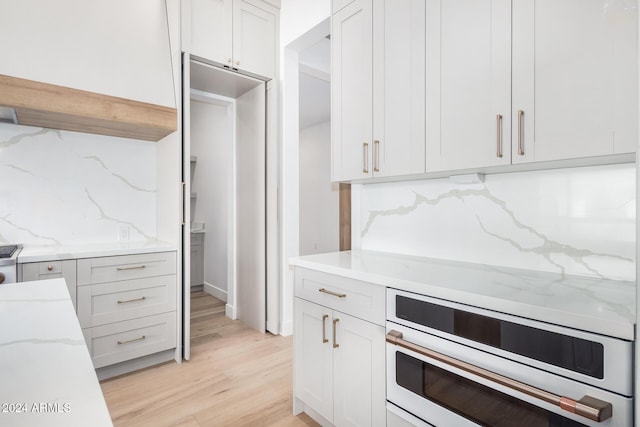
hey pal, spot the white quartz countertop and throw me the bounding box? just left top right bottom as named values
left=0, top=279, right=113, bottom=427
left=290, top=250, right=636, bottom=341
left=17, top=240, right=177, bottom=263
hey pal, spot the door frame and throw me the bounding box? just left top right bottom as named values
left=281, top=18, right=330, bottom=336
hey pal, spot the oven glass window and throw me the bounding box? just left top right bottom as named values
left=395, top=295, right=604, bottom=378
left=396, top=352, right=588, bottom=427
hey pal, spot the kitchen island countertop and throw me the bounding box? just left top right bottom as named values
left=290, top=250, right=636, bottom=341
left=0, top=279, right=112, bottom=427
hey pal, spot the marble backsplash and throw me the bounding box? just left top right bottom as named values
left=0, top=123, right=157, bottom=246
left=355, top=164, right=636, bottom=281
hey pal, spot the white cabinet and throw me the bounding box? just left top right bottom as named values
left=293, top=268, right=385, bottom=427
left=331, top=0, right=373, bottom=182
left=332, top=0, right=425, bottom=181
left=189, top=0, right=233, bottom=67
left=426, top=0, right=637, bottom=173
left=511, top=0, right=637, bottom=163
left=425, top=0, right=511, bottom=172
left=184, top=0, right=279, bottom=79
left=190, top=232, right=204, bottom=286
left=77, top=251, right=177, bottom=369
left=20, top=260, right=77, bottom=310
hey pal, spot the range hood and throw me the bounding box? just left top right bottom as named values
left=0, top=74, right=177, bottom=142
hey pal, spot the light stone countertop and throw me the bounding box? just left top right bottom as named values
left=17, top=240, right=177, bottom=263
left=290, top=250, right=636, bottom=341
left=0, top=279, right=113, bottom=427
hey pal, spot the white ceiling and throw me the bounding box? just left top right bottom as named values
left=299, top=37, right=330, bottom=129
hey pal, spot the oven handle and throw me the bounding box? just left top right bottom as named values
left=386, top=330, right=612, bottom=423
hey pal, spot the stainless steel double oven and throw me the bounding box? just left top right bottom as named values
left=386, top=289, right=633, bottom=426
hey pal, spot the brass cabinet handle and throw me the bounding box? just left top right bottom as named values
left=333, top=318, right=340, bottom=349
left=322, top=314, right=329, bottom=343
left=373, top=140, right=380, bottom=172
left=318, top=288, right=347, bottom=299
left=117, top=296, right=146, bottom=304
left=117, top=265, right=146, bottom=271
left=496, top=114, right=503, bottom=158
left=117, top=335, right=146, bottom=345
left=517, top=109, right=525, bottom=155
left=362, top=142, right=369, bottom=174
left=47, top=265, right=54, bottom=271
left=386, top=330, right=612, bottom=422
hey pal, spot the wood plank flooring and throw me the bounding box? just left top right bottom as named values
left=101, top=291, right=318, bottom=427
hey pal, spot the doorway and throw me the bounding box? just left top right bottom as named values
left=182, top=56, right=271, bottom=360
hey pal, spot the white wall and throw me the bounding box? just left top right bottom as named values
left=355, top=164, right=636, bottom=282
left=190, top=99, right=231, bottom=296
left=0, top=123, right=157, bottom=246
left=280, top=1, right=331, bottom=335
left=299, top=121, right=339, bottom=255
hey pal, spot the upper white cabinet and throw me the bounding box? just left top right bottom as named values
left=189, top=0, right=233, bottom=67
left=425, top=0, right=511, bottom=172
left=332, top=0, right=425, bottom=181
left=426, top=0, right=637, bottom=173
left=331, top=0, right=373, bottom=181
left=184, top=0, right=279, bottom=79
left=0, top=0, right=177, bottom=141
left=511, top=0, right=638, bottom=163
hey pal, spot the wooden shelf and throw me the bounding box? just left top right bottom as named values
left=0, top=74, right=177, bottom=141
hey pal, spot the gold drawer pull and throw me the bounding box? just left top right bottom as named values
left=333, top=318, right=340, bottom=349
left=116, top=265, right=146, bottom=271
left=318, top=288, right=347, bottom=299
left=117, top=335, right=146, bottom=345
left=47, top=265, right=54, bottom=271
left=322, top=314, right=329, bottom=343
left=117, top=296, right=146, bottom=304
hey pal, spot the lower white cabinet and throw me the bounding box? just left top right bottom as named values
left=190, top=232, right=204, bottom=287
left=294, top=268, right=385, bottom=427
left=77, top=251, right=178, bottom=369
left=20, top=260, right=77, bottom=310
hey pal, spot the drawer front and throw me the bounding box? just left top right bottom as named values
left=77, top=275, right=177, bottom=328
left=77, top=251, right=176, bottom=285
left=39, top=261, right=62, bottom=274
left=294, top=268, right=385, bottom=325
left=83, top=312, right=177, bottom=369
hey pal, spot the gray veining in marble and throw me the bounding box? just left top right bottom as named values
left=84, top=188, right=153, bottom=240
left=82, top=155, right=156, bottom=193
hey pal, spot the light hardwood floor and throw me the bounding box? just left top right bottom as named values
left=101, top=291, right=318, bottom=427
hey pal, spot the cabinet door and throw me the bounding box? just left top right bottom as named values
left=331, top=0, right=374, bottom=181
left=425, top=0, right=511, bottom=172
left=188, top=0, right=233, bottom=66
left=233, top=0, right=278, bottom=79
left=372, top=0, right=425, bottom=178
left=333, top=312, right=386, bottom=427
left=512, top=0, right=638, bottom=163
left=294, top=298, right=334, bottom=423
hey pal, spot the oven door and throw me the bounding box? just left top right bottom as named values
left=386, top=323, right=632, bottom=427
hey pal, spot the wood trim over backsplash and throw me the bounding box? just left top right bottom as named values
left=0, top=74, right=177, bottom=141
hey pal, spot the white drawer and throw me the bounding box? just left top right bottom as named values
left=83, top=312, right=177, bottom=369
left=294, top=268, right=385, bottom=326
left=77, top=251, right=176, bottom=285
left=77, top=275, right=177, bottom=328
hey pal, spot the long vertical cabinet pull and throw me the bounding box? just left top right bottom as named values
left=517, top=110, right=525, bottom=155
left=363, top=143, right=369, bottom=174
left=322, top=314, right=329, bottom=343
left=333, top=318, right=340, bottom=348
left=496, top=115, right=503, bottom=158
left=373, top=140, right=380, bottom=172
left=181, top=181, right=186, bottom=225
